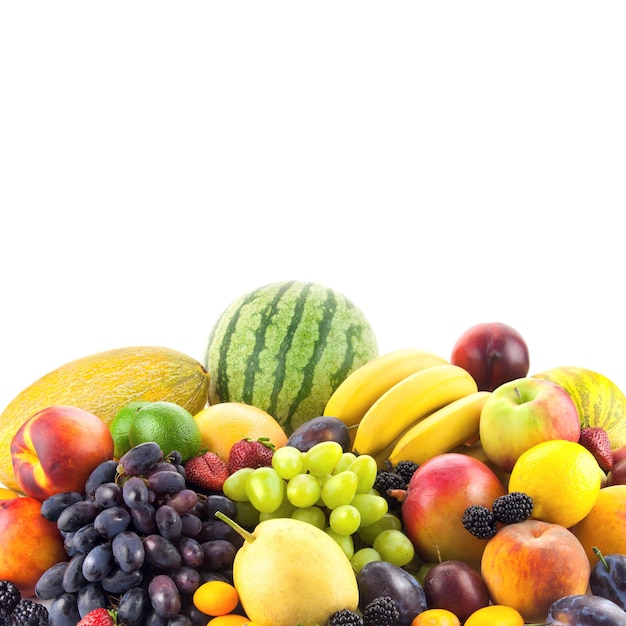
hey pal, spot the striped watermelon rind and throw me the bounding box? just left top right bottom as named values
left=533, top=365, right=626, bottom=449
left=204, top=281, right=379, bottom=435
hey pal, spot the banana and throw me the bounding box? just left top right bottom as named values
left=386, top=391, right=491, bottom=466
left=323, top=348, right=449, bottom=431
left=352, top=363, right=478, bottom=458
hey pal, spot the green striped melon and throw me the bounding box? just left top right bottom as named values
left=533, top=365, right=626, bottom=449
left=204, top=281, right=379, bottom=435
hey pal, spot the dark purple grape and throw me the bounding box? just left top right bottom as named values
left=77, top=582, right=108, bottom=617
left=35, top=561, right=68, bottom=600
left=180, top=513, right=203, bottom=537
left=82, top=543, right=115, bottom=582
left=94, top=482, right=123, bottom=508
left=130, top=504, right=158, bottom=534
left=145, top=609, right=168, bottom=626
left=63, top=531, right=79, bottom=557
left=143, top=534, right=183, bottom=571
left=146, top=470, right=186, bottom=495
left=145, top=461, right=180, bottom=476
left=41, top=492, right=84, bottom=522
left=199, top=571, right=231, bottom=584
left=196, top=519, right=233, bottom=543
left=119, top=442, right=164, bottom=476
left=85, top=459, right=119, bottom=497
left=149, top=574, right=181, bottom=619
left=72, top=523, right=104, bottom=554
left=101, top=567, right=144, bottom=594
left=200, top=540, right=237, bottom=571
left=62, top=553, right=89, bottom=593
left=167, top=615, right=193, bottom=626
left=156, top=505, right=183, bottom=541
left=204, top=494, right=238, bottom=520
left=118, top=587, right=151, bottom=626
left=171, top=566, right=201, bottom=595
left=181, top=601, right=212, bottom=626
left=94, top=505, right=131, bottom=539
left=177, top=537, right=204, bottom=568
left=57, top=500, right=99, bottom=533
left=112, top=530, right=145, bottom=573
left=123, top=476, right=151, bottom=509
left=48, top=592, right=81, bottom=626
left=165, top=489, right=198, bottom=515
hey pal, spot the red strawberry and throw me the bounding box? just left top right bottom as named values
left=184, top=451, right=230, bottom=491
left=77, top=608, right=117, bottom=626
left=579, top=426, right=614, bottom=473
left=228, top=437, right=275, bottom=474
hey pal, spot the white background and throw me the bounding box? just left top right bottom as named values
left=1, top=2, right=625, bottom=414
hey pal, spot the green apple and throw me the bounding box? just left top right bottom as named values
left=479, top=377, right=581, bottom=473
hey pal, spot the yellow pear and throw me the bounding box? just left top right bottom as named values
left=216, top=512, right=359, bottom=626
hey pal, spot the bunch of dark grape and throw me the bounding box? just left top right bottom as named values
left=35, top=442, right=242, bottom=626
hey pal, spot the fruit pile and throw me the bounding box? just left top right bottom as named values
left=1, top=280, right=626, bottom=626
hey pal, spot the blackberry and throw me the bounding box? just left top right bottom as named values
left=373, top=471, right=406, bottom=509
left=0, top=609, right=11, bottom=626
left=0, top=580, right=21, bottom=614
left=11, top=599, right=49, bottom=626
left=362, top=596, right=399, bottom=626
left=394, top=460, right=419, bottom=485
left=329, top=608, right=364, bottom=626
left=462, top=504, right=497, bottom=539
left=493, top=492, right=534, bottom=524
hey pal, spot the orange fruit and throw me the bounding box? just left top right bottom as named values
left=464, top=605, right=525, bottom=626
left=193, top=580, right=239, bottom=616
left=411, top=608, right=461, bottom=625
left=194, top=402, right=288, bottom=463
left=206, top=616, right=251, bottom=626
left=507, top=439, right=601, bottom=528
left=571, top=484, right=626, bottom=565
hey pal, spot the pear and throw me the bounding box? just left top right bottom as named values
left=216, top=512, right=359, bottom=626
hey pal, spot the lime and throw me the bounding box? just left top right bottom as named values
left=110, top=401, right=150, bottom=459
left=128, top=401, right=202, bottom=462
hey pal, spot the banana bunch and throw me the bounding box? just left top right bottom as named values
left=324, top=348, right=490, bottom=468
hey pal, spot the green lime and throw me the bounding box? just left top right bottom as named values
left=110, top=401, right=150, bottom=459
left=128, top=400, right=202, bottom=462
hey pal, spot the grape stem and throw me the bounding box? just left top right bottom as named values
left=215, top=510, right=256, bottom=543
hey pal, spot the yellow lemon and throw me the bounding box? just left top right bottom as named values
left=508, top=439, right=601, bottom=528
left=464, top=605, right=525, bottom=626
left=411, top=608, right=461, bottom=625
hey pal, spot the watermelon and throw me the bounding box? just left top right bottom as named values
left=204, top=281, right=379, bottom=435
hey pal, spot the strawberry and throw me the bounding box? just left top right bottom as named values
left=228, top=437, right=275, bottom=474
left=184, top=451, right=230, bottom=491
left=77, top=608, right=117, bottom=626
left=579, top=426, right=614, bottom=473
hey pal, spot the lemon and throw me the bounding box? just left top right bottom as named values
left=464, top=605, right=524, bottom=626
left=508, top=439, right=601, bottom=528
left=128, top=401, right=202, bottom=462
left=110, top=401, right=150, bottom=459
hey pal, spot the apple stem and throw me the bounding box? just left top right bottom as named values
left=215, top=510, right=256, bottom=543
left=514, top=386, right=522, bottom=403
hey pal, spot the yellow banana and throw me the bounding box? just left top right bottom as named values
left=352, top=363, right=478, bottom=458
left=323, top=348, right=449, bottom=430
left=387, top=391, right=491, bottom=466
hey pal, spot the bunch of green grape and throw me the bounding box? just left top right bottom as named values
left=221, top=441, right=415, bottom=571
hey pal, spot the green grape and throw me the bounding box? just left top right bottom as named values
left=245, top=466, right=285, bottom=513
left=351, top=547, right=382, bottom=572
left=349, top=454, right=378, bottom=493
left=333, top=452, right=357, bottom=474
left=358, top=512, right=403, bottom=545
left=222, top=467, right=255, bottom=501
left=325, top=526, right=355, bottom=559
left=350, top=493, right=388, bottom=527
left=328, top=504, right=361, bottom=536
left=373, top=528, right=415, bottom=567
left=320, top=470, right=358, bottom=510
left=303, top=441, right=344, bottom=476
left=258, top=497, right=296, bottom=522
left=286, top=473, right=322, bottom=508
left=291, top=505, right=327, bottom=530
left=271, top=445, right=304, bottom=480
left=234, top=500, right=260, bottom=528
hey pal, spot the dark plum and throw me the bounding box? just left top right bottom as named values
left=286, top=415, right=352, bottom=452
left=148, top=574, right=181, bottom=619
left=546, top=593, right=626, bottom=624
left=589, top=548, right=626, bottom=611
left=357, top=560, right=428, bottom=626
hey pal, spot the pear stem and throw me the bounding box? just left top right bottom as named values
left=215, top=510, right=256, bottom=543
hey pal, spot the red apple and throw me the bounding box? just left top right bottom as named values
left=0, top=495, right=67, bottom=597
left=400, top=452, right=507, bottom=570
left=450, top=322, right=530, bottom=392
left=479, top=377, right=581, bottom=473
left=11, top=405, right=114, bottom=501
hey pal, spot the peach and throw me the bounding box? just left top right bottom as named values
left=0, top=495, right=67, bottom=597
left=571, top=484, right=626, bottom=566
left=400, top=453, right=507, bottom=570
left=481, top=519, right=590, bottom=623
left=11, top=405, right=114, bottom=501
